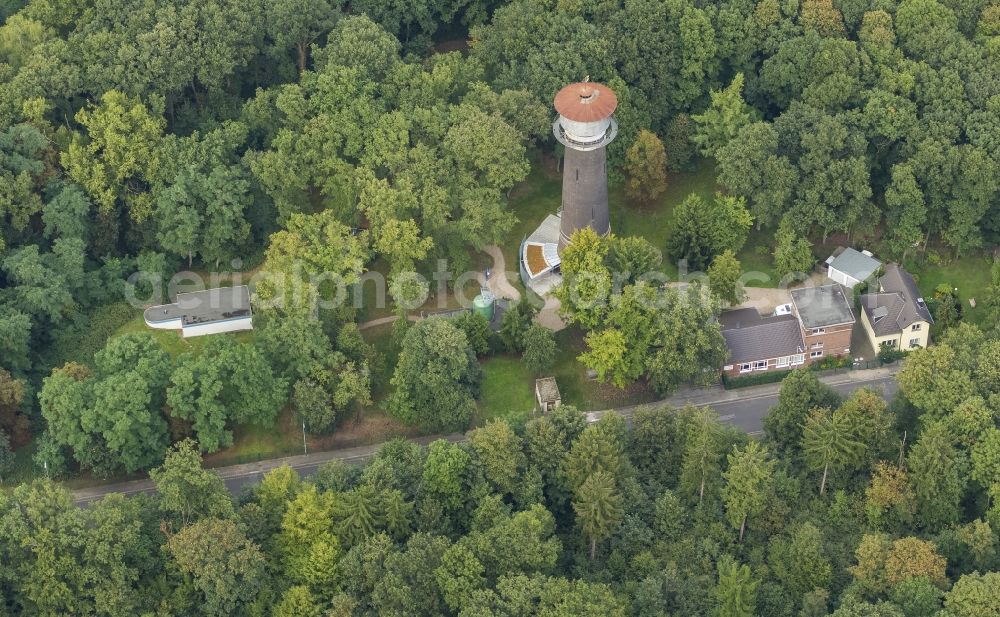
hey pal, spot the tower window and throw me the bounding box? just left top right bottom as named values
left=575, top=169, right=579, bottom=181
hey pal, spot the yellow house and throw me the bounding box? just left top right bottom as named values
left=859, top=264, right=933, bottom=351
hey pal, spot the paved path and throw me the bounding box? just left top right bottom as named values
left=357, top=314, right=420, bottom=330
left=482, top=245, right=521, bottom=301
left=71, top=365, right=900, bottom=505
left=479, top=244, right=566, bottom=331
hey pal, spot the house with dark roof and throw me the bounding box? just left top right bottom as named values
left=790, top=284, right=856, bottom=362
left=825, top=247, right=882, bottom=289
left=144, top=286, right=253, bottom=338
left=859, top=264, right=933, bottom=351
left=720, top=308, right=806, bottom=377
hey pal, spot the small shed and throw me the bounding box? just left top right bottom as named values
left=535, top=377, right=561, bottom=413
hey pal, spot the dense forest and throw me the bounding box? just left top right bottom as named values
left=2, top=0, right=1000, bottom=612
left=2, top=324, right=1000, bottom=616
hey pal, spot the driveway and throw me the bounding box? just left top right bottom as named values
left=734, top=287, right=793, bottom=315
left=733, top=273, right=832, bottom=315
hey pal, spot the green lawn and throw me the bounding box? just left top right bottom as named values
left=114, top=312, right=254, bottom=356
left=905, top=253, right=996, bottom=325
left=610, top=161, right=719, bottom=279
left=476, top=356, right=538, bottom=428
left=737, top=227, right=783, bottom=288
left=202, top=407, right=305, bottom=467
left=501, top=162, right=564, bottom=268
left=478, top=328, right=659, bottom=420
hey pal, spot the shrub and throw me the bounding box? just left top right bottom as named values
left=878, top=347, right=907, bottom=365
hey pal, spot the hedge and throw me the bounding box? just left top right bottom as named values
left=721, top=369, right=793, bottom=389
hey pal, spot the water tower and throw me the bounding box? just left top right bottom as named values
left=553, top=79, right=618, bottom=251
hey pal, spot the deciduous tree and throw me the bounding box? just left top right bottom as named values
left=624, top=129, right=668, bottom=205
left=151, top=439, right=233, bottom=526
left=764, top=368, right=840, bottom=456
left=667, top=192, right=752, bottom=271
left=717, top=122, right=797, bottom=230
left=708, top=249, right=744, bottom=305
left=166, top=518, right=266, bottom=617
left=692, top=73, right=755, bottom=158
left=944, top=571, right=1000, bottom=617
left=256, top=210, right=370, bottom=316
left=646, top=284, right=728, bottom=395
left=865, top=463, right=916, bottom=531
left=62, top=91, right=164, bottom=223
left=768, top=522, right=833, bottom=599
left=609, top=235, right=661, bottom=283
left=388, top=319, right=480, bottom=432
left=167, top=338, right=288, bottom=453
left=469, top=420, right=525, bottom=496
left=898, top=345, right=974, bottom=419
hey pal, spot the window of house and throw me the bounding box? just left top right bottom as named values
left=912, top=323, right=921, bottom=331
left=776, top=356, right=789, bottom=368
left=810, top=350, right=823, bottom=358
left=811, top=328, right=826, bottom=335
left=909, top=338, right=921, bottom=348
left=739, top=363, right=752, bottom=373
left=791, top=354, right=805, bottom=365
left=811, top=342, right=824, bottom=349
left=881, top=340, right=897, bottom=348
left=754, top=361, right=769, bottom=371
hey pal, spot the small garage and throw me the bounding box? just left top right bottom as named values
left=826, top=248, right=882, bottom=289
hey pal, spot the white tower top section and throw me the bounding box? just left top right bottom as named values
left=553, top=80, right=619, bottom=151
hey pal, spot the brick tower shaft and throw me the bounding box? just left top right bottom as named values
left=559, top=146, right=610, bottom=250
left=552, top=80, right=618, bottom=253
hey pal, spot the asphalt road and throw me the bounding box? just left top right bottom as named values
left=73, top=371, right=900, bottom=505
left=215, top=376, right=899, bottom=496
left=714, top=375, right=898, bottom=435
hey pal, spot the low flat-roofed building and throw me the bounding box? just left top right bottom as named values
left=144, top=286, right=253, bottom=338
left=720, top=308, right=806, bottom=377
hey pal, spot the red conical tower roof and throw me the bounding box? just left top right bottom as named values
left=553, top=80, right=618, bottom=123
